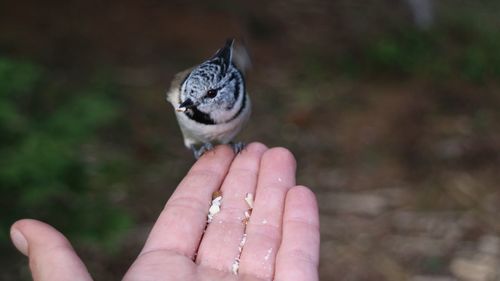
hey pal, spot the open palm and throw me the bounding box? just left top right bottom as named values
left=11, top=143, right=320, bottom=281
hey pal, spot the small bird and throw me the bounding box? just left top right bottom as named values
left=166, top=39, right=251, bottom=159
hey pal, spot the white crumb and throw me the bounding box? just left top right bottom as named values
left=264, top=248, right=273, bottom=261
left=244, top=193, right=254, bottom=209
left=233, top=193, right=253, bottom=275
left=231, top=259, right=240, bottom=275
left=238, top=233, right=247, bottom=251
left=232, top=233, right=247, bottom=275
left=262, top=219, right=268, bottom=224
left=207, top=196, right=222, bottom=223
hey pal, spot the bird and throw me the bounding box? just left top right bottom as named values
left=166, top=39, right=251, bottom=159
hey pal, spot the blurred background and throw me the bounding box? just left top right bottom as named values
left=1, top=0, right=500, bottom=280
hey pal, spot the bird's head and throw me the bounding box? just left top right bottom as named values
left=177, top=39, right=245, bottom=124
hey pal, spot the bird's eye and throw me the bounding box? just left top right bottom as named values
left=206, top=89, right=218, bottom=98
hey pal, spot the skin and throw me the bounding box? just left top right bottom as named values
left=10, top=143, right=320, bottom=281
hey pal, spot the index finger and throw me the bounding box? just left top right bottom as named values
left=140, top=145, right=235, bottom=258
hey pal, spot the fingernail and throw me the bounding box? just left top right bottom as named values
left=10, top=227, right=28, bottom=255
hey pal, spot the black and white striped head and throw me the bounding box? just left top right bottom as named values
left=177, top=39, right=246, bottom=125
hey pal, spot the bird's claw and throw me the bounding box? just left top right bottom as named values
left=191, top=143, right=214, bottom=159
left=191, top=142, right=245, bottom=159
left=230, top=142, right=246, bottom=154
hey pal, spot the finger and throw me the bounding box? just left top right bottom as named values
left=275, top=186, right=320, bottom=281
left=140, top=145, right=235, bottom=259
left=239, top=147, right=296, bottom=279
left=10, top=219, right=92, bottom=281
left=196, top=142, right=268, bottom=271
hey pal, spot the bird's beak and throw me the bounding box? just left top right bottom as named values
left=176, top=98, right=195, bottom=112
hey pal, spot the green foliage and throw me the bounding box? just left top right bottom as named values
left=338, top=14, right=500, bottom=82
left=0, top=58, right=131, bottom=247
left=364, top=30, right=437, bottom=76
left=360, top=27, right=500, bottom=81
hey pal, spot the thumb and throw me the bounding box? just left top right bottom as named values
left=10, top=219, right=93, bottom=281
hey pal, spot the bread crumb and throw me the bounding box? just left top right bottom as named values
left=245, top=193, right=254, bottom=209
left=207, top=194, right=222, bottom=223
left=264, top=247, right=273, bottom=261
left=231, top=259, right=240, bottom=275
left=232, top=233, right=248, bottom=275
left=212, top=190, right=222, bottom=200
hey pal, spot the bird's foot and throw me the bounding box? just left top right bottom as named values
left=230, top=141, right=246, bottom=154
left=191, top=142, right=214, bottom=159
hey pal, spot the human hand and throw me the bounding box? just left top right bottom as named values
left=10, top=143, right=320, bottom=281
